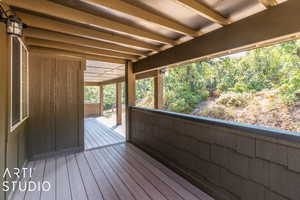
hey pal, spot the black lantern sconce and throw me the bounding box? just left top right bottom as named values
left=6, top=15, right=23, bottom=36
left=0, top=1, right=25, bottom=37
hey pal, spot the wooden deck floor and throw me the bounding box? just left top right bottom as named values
left=85, top=118, right=125, bottom=150
left=11, top=143, right=214, bottom=200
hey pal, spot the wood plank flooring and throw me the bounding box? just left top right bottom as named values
left=85, top=118, right=125, bottom=150
left=10, top=143, right=214, bottom=200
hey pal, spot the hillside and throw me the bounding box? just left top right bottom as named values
left=194, top=89, right=300, bottom=133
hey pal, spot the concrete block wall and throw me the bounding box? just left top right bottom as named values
left=130, top=107, right=300, bottom=200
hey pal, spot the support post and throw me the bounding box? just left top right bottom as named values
left=116, top=82, right=122, bottom=125
left=125, top=60, right=135, bottom=141
left=154, top=70, right=164, bottom=109
left=99, top=85, right=104, bottom=116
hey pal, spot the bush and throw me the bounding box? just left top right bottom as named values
left=278, top=70, right=300, bottom=105
left=216, top=92, right=253, bottom=107
left=198, top=105, right=234, bottom=120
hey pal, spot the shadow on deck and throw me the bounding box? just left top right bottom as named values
left=84, top=118, right=125, bottom=150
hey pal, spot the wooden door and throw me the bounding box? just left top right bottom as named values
left=55, top=58, right=82, bottom=150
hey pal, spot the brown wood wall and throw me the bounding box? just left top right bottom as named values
left=84, top=103, right=100, bottom=117
left=28, top=54, right=84, bottom=159
left=0, top=24, right=29, bottom=200
left=0, top=22, right=8, bottom=200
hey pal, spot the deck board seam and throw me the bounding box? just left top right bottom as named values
left=74, top=154, right=90, bottom=200
left=103, top=147, right=158, bottom=200
left=127, top=144, right=213, bottom=200
left=112, top=145, right=184, bottom=200
left=90, top=151, right=122, bottom=200
left=119, top=145, right=200, bottom=200
left=82, top=152, right=107, bottom=200
left=95, top=149, right=139, bottom=200
left=64, top=156, right=74, bottom=200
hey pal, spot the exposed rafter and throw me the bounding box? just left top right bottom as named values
left=24, top=28, right=146, bottom=56
left=83, top=0, right=197, bottom=36
left=16, top=11, right=159, bottom=51
left=133, top=0, right=299, bottom=73
left=9, top=0, right=175, bottom=45
left=174, top=0, right=230, bottom=25
left=258, top=0, right=279, bottom=8
left=96, top=69, right=159, bottom=85
left=29, top=46, right=126, bottom=64
left=26, top=38, right=139, bottom=60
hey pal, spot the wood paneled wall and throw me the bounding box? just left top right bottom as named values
left=0, top=23, right=29, bottom=200
left=28, top=54, right=84, bottom=159
left=0, top=22, right=8, bottom=200
left=84, top=103, right=100, bottom=117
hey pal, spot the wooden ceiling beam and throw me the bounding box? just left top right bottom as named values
left=16, top=11, right=160, bottom=51
left=9, top=0, right=175, bottom=45
left=26, top=37, right=139, bottom=60
left=29, top=46, right=126, bottom=64
left=97, top=69, right=159, bottom=85
left=24, top=28, right=146, bottom=56
left=99, top=77, right=125, bottom=85
left=86, top=66, right=124, bottom=71
left=83, top=0, right=197, bottom=36
left=133, top=0, right=300, bottom=73
left=258, top=0, right=279, bottom=8
left=174, top=0, right=230, bottom=25
left=84, top=82, right=100, bottom=86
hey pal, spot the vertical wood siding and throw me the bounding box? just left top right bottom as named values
left=28, top=54, right=84, bottom=159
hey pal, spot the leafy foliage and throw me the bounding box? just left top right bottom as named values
left=84, top=86, right=99, bottom=103
left=164, top=40, right=300, bottom=113
left=104, top=84, right=116, bottom=110
left=136, top=78, right=154, bottom=108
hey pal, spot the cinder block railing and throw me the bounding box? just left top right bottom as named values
left=130, top=106, right=300, bottom=200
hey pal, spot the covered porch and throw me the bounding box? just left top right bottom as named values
left=1, top=1, right=300, bottom=200
left=84, top=118, right=125, bottom=150
left=11, top=143, right=212, bottom=200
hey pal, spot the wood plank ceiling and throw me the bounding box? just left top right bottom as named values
left=7, top=0, right=286, bottom=83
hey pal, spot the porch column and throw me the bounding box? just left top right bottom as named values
left=154, top=70, right=164, bottom=109
left=125, top=60, right=135, bottom=141
left=99, top=85, right=104, bottom=116
left=116, top=82, right=122, bottom=125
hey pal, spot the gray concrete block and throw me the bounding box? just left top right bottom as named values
left=184, top=122, right=215, bottom=144
left=220, top=168, right=243, bottom=198
left=211, top=145, right=228, bottom=167
left=265, top=190, right=289, bottom=200
left=172, top=118, right=186, bottom=135
left=158, top=116, right=173, bottom=129
left=184, top=137, right=211, bottom=161
left=212, top=145, right=249, bottom=178
left=270, top=163, right=288, bottom=197
left=206, top=162, right=221, bottom=186
left=236, top=135, right=255, bottom=157
left=287, top=147, right=300, bottom=173
left=227, top=151, right=249, bottom=179
left=286, top=169, right=300, bottom=200
left=249, top=158, right=270, bottom=187
left=241, top=180, right=265, bottom=200
left=256, top=140, right=288, bottom=166
left=269, top=163, right=300, bottom=200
